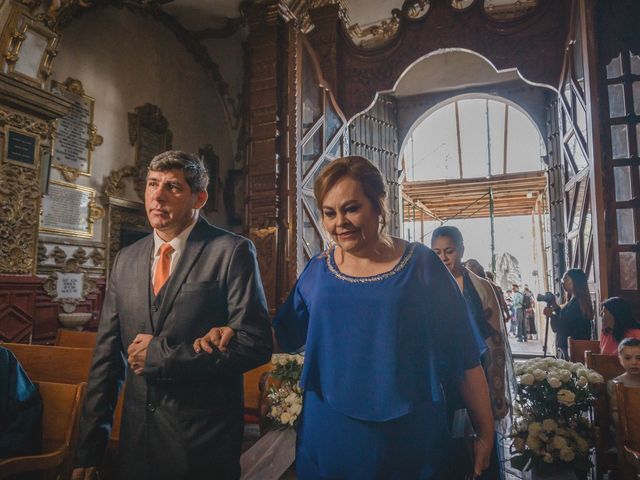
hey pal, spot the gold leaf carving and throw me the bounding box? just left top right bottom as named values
left=72, top=246, right=88, bottom=264
left=89, top=248, right=104, bottom=266
left=103, top=165, right=139, bottom=197
left=51, top=245, right=67, bottom=264
left=0, top=162, right=39, bottom=274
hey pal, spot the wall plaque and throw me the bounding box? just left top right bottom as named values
left=51, top=78, right=102, bottom=177
left=128, top=104, right=172, bottom=199
left=5, top=127, right=38, bottom=167
left=40, top=180, right=101, bottom=237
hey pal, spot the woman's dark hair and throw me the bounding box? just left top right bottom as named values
left=603, top=296, right=640, bottom=343
left=564, top=268, right=594, bottom=321
left=431, top=225, right=464, bottom=249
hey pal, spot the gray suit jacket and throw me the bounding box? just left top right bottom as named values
left=75, top=218, right=272, bottom=480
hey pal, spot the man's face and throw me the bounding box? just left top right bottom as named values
left=145, top=169, right=207, bottom=241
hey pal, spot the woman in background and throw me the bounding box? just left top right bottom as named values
left=547, top=268, right=594, bottom=359
left=432, top=227, right=510, bottom=480
left=599, top=296, right=640, bottom=355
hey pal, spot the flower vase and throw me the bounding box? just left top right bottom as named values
left=525, top=469, right=578, bottom=480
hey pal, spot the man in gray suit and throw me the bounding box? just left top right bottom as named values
left=72, top=151, right=272, bottom=480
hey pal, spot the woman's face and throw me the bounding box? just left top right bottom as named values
left=321, top=176, right=380, bottom=255
left=562, top=274, right=574, bottom=294
left=601, top=305, right=615, bottom=329
left=431, top=236, right=463, bottom=273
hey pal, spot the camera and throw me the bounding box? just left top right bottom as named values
left=536, top=291, right=555, bottom=306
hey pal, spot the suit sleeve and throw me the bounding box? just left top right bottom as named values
left=75, top=252, right=126, bottom=467
left=144, top=238, right=273, bottom=381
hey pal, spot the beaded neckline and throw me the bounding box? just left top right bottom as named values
left=326, top=242, right=417, bottom=283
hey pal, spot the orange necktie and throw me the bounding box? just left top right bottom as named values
left=153, top=243, right=174, bottom=295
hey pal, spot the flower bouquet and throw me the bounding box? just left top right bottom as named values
left=240, top=354, right=304, bottom=480
left=265, top=353, right=304, bottom=429
left=509, top=357, right=604, bottom=476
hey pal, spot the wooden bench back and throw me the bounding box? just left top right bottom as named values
left=55, top=330, right=97, bottom=349
left=0, top=381, right=85, bottom=480
left=568, top=337, right=600, bottom=364
left=614, top=382, right=640, bottom=478
left=243, top=363, right=273, bottom=424
left=2, top=343, right=93, bottom=384
left=585, top=352, right=625, bottom=382
left=616, top=382, right=640, bottom=453
left=38, top=381, right=85, bottom=452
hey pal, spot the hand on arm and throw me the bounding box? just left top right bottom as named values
left=458, top=365, right=495, bottom=478
left=193, top=326, right=235, bottom=353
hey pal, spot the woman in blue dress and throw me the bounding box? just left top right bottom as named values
left=196, top=156, right=494, bottom=479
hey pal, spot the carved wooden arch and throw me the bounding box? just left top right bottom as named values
left=334, top=0, right=571, bottom=120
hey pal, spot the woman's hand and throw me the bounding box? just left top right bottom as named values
left=193, top=327, right=234, bottom=353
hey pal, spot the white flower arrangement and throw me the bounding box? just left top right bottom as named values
left=510, top=357, right=603, bottom=475
left=265, top=354, right=304, bottom=429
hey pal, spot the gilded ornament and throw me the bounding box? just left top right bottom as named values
left=53, top=164, right=81, bottom=181
left=72, top=247, right=88, bottom=264
left=0, top=162, right=39, bottom=274
left=51, top=245, right=67, bottom=264
left=37, top=242, right=48, bottom=263
left=89, top=248, right=104, bottom=266
left=87, top=201, right=104, bottom=224
left=103, top=165, right=139, bottom=197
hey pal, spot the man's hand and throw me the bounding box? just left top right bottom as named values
left=127, top=334, right=153, bottom=375
left=71, top=467, right=98, bottom=480
left=193, top=327, right=234, bottom=354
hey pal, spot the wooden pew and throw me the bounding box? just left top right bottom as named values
left=2, top=343, right=93, bottom=385
left=614, top=382, right=640, bottom=479
left=568, top=337, right=600, bottom=364
left=243, top=363, right=273, bottom=425
left=55, top=330, right=97, bottom=349
left=586, top=352, right=625, bottom=479
left=0, top=381, right=86, bottom=480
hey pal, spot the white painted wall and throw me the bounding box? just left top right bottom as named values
left=50, top=7, right=236, bottom=236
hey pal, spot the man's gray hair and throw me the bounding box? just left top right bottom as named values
left=148, top=150, right=209, bottom=193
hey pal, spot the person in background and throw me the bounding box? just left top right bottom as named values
left=512, top=284, right=527, bottom=342
left=523, top=286, right=537, bottom=340
left=547, top=268, right=594, bottom=359
left=606, top=338, right=640, bottom=480
left=261, top=156, right=494, bottom=479
left=0, top=345, right=42, bottom=460
left=433, top=227, right=509, bottom=480
left=599, top=297, right=640, bottom=355
left=468, top=260, right=511, bottom=325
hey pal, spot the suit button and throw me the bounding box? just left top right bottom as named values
left=151, top=305, right=158, bottom=312
left=146, top=402, right=156, bottom=413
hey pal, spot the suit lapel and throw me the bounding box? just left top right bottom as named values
left=141, top=237, right=155, bottom=334
left=153, top=218, right=208, bottom=334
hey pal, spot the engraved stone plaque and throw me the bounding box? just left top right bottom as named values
left=40, top=181, right=95, bottom=237
left=51, top=79, right=101, bottom=175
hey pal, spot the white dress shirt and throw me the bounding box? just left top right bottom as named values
left=151, top=216, right=198, bottom=279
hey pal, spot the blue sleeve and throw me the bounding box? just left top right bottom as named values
left=272, top=284, right=309, bottom=353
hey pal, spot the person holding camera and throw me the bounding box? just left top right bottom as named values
left=545, top=268, right=594, bottom=359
